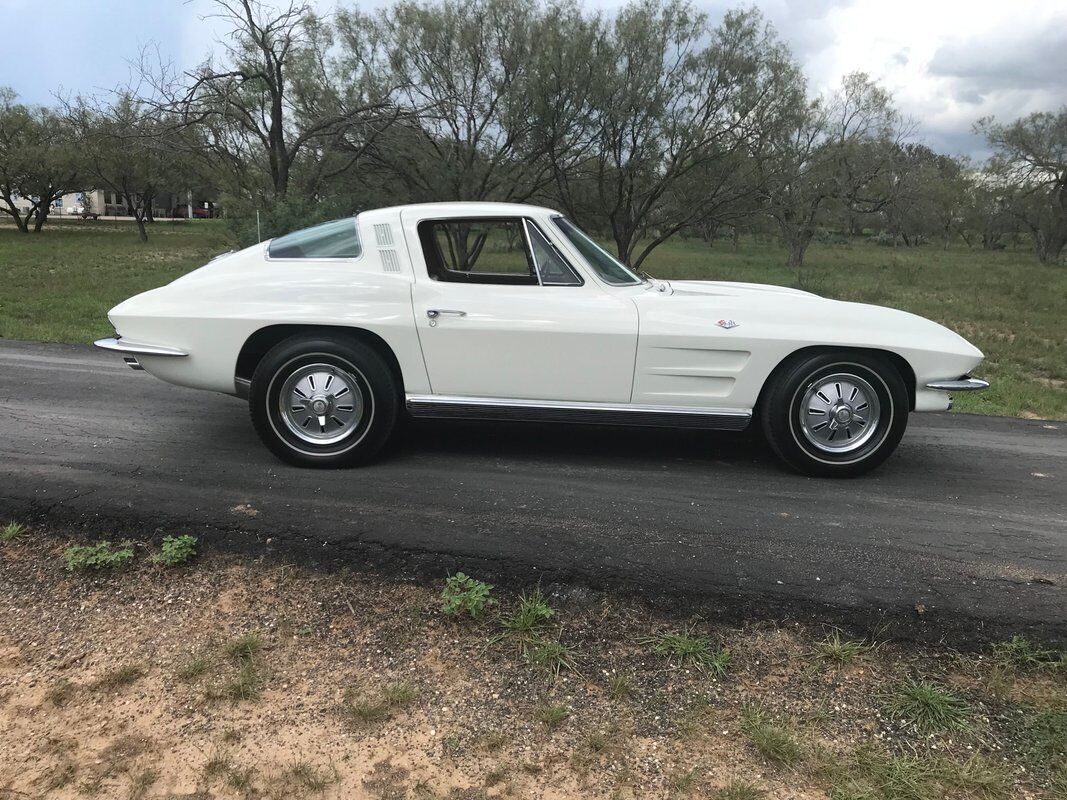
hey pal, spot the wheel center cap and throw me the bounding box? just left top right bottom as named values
left=834, top=406, right=853, bottom=424
left=310, top=397, right=329, bottom=415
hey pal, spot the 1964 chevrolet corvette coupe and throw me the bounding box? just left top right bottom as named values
left=95, top=202, right=988, bottom=477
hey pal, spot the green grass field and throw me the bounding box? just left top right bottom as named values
left=1, top=219, right=1064, bottom=419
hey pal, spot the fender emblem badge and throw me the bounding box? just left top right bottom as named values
left=717, top=319, right=739, bottom=329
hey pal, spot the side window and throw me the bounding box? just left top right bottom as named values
left=268, top=218, right=362, bottom=259
left=526, top=221, right=582, bottom=286
left=421, top=219, right=536, bottom=284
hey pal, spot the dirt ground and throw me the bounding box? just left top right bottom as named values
left=0, top=530, right=1063, bottom=800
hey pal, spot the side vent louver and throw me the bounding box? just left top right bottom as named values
left=374, top=223, right=401, bottom=273
left=374, top=224, right=394, bottom=247
left=381, top=249, right=401, bottom=273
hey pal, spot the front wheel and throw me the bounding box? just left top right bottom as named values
left=760, top=352, right=909, bottom=477
left=249, top=335, right=399, bottom=468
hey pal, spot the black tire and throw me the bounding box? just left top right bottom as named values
left=249, top=334, right=399, bottom=468
left=760, top=351, right=909, bottom=477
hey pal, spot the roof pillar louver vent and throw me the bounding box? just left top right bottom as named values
left=373, top=224, right=394, bottom=247
left=381, top=249, right=401, bottom=273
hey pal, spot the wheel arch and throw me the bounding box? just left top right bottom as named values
left=755, top=345, right=917, bottom=417
left=235, top=324, right=406, bottom=396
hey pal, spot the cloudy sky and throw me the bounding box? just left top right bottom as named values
left=5, top=0, right=1065, bottom=158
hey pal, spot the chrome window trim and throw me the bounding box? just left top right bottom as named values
left=523, top=218, right=584, bottom=287
left=421, top=215, right=538, bottom=283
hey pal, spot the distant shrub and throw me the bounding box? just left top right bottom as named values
left=154, top=535, right=198, bottom=566
left=872, top=232, right=898, bottom=247
left=441, top=572, right=494, bottom=619
left=63, top=541, right=135, bottom=571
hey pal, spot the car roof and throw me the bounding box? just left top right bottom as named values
left=361, top=201, right=562, bottom=221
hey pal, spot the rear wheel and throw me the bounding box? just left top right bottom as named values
left=249, top=335, right=399, bottom=468
left=760, top=352, right=908, bottom=477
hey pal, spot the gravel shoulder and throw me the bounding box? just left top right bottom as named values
left=0, top=528, right=1064, bottom=799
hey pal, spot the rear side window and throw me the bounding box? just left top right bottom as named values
left=267, top=218, right=362, bottom=259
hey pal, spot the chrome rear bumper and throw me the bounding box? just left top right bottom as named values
left=94, top=336, right=188, bottom=370
left=93, top=336, right=187, bottom=357
left=924, top=376, right=989, bottom=392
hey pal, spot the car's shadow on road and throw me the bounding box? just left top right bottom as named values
left=390, top=417, right=775, bottom=470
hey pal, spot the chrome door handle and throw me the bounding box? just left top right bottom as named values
left=426, top=309, right=466, bottom=318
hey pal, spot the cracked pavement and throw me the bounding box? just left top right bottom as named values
left=1, top=339, right=1064, bottom=639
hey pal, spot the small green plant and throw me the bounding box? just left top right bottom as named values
left=226, top=765, right=256, bottom=793
left=277, top=760, right=336, bottom=793
left=716, top=780, right=765, bottom=800
left=223, top=661, right=263, bottom=702
left=91, top=662, right=146, bottom=692
left=812, top=630, right=872, bottom=666
left=885, top=679, right=972, bottom=733
left=1023, top=709, right=1066, bottom=776
left=203, top=751, right=234, bottom=779
left=500, top=588, right=555, bottom=634
left=63, top=540, right=135, bottom=571
left=669, top=765, right=702, bottom=793
left=128, top=768, right=159, bottom=800
left=942, top=754, right=1013, bottom=798
left=642, top=628, right=731, bottom=677
left=740, top=704, right=804, bottom=767
left=677, top=698, right=716, bottom=739
left=220, top=728, right=242, bottom=744
left=535, top=702, right=569, bottom=729
left=342, top=682, right=416, bottom=724
left=154, top=534, right=198, bottom=566
left=1, top=522, right=27, bottom=542
left=483, top=766, right=508, bottom=787
left=440, top=572, right=494, bottom=619
left=224, top=633, right=263, bottom=663
left=382, top=682, right=417, bottom=706
left=991, top=636, right=1062, bottom=672
left=525, top=636, right=576, bottom=677
left=176, top=654, right=211, bottom=682
left=607, top=674, right=633, bottom=699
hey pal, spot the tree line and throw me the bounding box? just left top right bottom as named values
left=0, top=0, right=1064, bottom=267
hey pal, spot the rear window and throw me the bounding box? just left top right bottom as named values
left=267, top=218, right=362, bottom=259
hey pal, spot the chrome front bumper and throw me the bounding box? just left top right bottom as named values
left=924, top=376, right=990, bottom=392
left=93, top=336, right=188, bottom=370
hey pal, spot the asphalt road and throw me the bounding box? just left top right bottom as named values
left=1, top=339, right=1064, bottom=640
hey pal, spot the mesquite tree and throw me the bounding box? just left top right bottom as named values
left=761, top=73, right=906, bottom=269
left=0, top=89, right=80, bottom=233
left=978, top=108, right=1067, bottom=264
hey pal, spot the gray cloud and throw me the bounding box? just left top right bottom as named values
left=929, top=23, right=1067, bottom=103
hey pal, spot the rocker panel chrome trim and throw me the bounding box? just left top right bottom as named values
left=405, top=394, right=751, bottom=431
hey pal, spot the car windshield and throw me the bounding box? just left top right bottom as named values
left=552, top=217, right=643, bottom=286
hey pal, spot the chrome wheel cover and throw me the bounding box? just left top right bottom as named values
left=797, top=372, right=881, bottom=454
left=278, top=363, right=364, bottom=446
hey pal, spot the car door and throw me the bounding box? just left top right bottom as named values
left=405, top=213, right=638, bottom=403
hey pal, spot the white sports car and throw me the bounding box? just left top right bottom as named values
left=95, top=202, right=988, bottom=477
